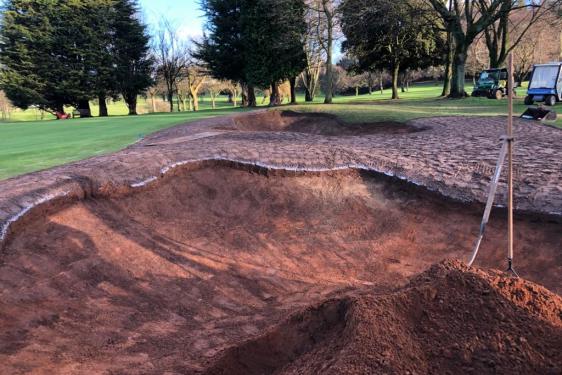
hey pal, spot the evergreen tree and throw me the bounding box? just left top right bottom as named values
left=197, top=0, right=252, bottom=104
left=198, top=0, right=307, bottom=106
left=0, top=1, right=74, bottom=114
left=113, top=0, right=153, bottom=115
left=241, top=0, right=307, bottom=105
left=0, top=0, right=153, bottom=116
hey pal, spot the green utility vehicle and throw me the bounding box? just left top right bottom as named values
left=471, top=68, right=512, bottom=99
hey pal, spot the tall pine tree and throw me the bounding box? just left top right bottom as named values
left=0, top=0, right=153, bottom=116
left=113, top=0, right=153, bottom=115
left=198, top=0, right=307, bottom=106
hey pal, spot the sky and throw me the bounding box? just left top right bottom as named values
left=138, top=0, right=205, bottom=41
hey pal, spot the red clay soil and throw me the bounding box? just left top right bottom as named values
left=0, top=165, right=560, bottom=374
left=205, top=260, right=562, bottom=375
left=228, top=110, right=417, bottom=136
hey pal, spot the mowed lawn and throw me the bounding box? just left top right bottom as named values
left=0, top=104, right=249, bottom=180
left=1, top=83, right=560, bottom=180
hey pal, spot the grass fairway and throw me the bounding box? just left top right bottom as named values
left=1, top=82, right=560, bottom=180
left=0, top=107, right=249, bottom=180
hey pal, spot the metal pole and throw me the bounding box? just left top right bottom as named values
left=507, top=53, right=516, bottom=275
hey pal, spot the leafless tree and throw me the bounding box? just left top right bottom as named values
left=224, top=81, right=242, bottom=107
left=152, top=18, right=190, bottom=112
left=202, top=79, right=229, bottom=109
left=422, top=0, right=562, bottom=98
left=306, top=0, right=340, bottom=104
left=0, top=91, right=13, bottom=121
left=301, top=2, right=325, bottom=102
left=466, top=35, right=489, bottom=84
left=484, top=1, right=561, bottom=68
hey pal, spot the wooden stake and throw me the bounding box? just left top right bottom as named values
left=507, top=53, right=515, bottom=274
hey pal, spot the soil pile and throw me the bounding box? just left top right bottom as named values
left=204, top=260, right=562, bottom=375
left=230, top=110, right=417, bottom=136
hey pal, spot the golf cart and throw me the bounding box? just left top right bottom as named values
left=524, top=63, right=562, bottom=106
left=471, top=68, right=511, bottom=99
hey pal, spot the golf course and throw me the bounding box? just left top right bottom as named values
left=2, top=83, right=560, bottom=181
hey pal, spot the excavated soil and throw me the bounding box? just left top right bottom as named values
left=228, top=110, right=417, bottom=136
left=206, top=260, right=562, bottom=375
left=0, top=165, right=561, bottom=374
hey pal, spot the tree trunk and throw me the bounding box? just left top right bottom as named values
left=151, top=95, right=156, bottom=113
left=391, top=64, right=400, bottom=100
left=211, top=94, right=216, bottom=109
left=441, top=33, right=453, bottom=96
left=241, top=84, right=249, bottom=107
left=302, top=68, right=317, bottom=102
left=323, top=1, right=334, bottom=104
left=78, top=99, right=92, bottom=118
left=193, top=94, right=199, bottom=111
left=168, top=92, right=174, bottom=112
left=270, top=82, right=281, bottom=106
left=127, top=95, right=138, bottom=115
left=98, top=94, right=108, bottom=117
left=379, top=73, right=384, bottom=95
left=355, top=86, right=359, bottom=97
left=324, top=55, right=333, bottom=104
left=305, top=85, right=313, bottom=101
left=247, top=85, right=257, bottom=107
left=450, top=43, right=468, bottom=98
left=289, top=77, right=297, bottom=104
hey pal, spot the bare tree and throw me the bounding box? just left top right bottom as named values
left=202, top=79, right=229, bottom=109
left=0, top=91, right=13, bottom=121
left=513, top=12, right=562, bottom=86
left=152, top=18, right=190, bottom=112
left=484, top=1, right=560, bottom=68
left=301, top=2, right=325, bottom=102
left=422, top=0, right=561, bottom=98
left=224, top=81, right=242, bottom=107
left=307, top=0, right=339, bottom=104
left=184, top=64, right=207, bottom=111
left=466, top=35, right=489, bottom=84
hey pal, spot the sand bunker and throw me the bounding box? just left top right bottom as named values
left=228, top=110, right=417, bottom=136
left=0, top=164, right=560, bottom=374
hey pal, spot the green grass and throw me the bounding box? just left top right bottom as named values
left=0, top=105, right=249, bottom=180
left=291, top=82, right=561, bottom=124
left=1, top=82, right=559, bottom=181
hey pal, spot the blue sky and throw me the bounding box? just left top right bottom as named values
left=138, top=0, right=205, bottom=40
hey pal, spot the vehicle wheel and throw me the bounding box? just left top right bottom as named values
left=524, top=95, right=533, bottom=105
left=494, top=89, right=503, bottom=100
left=545, top=95, right=556, bottom=106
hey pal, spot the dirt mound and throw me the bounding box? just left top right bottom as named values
left=204, top=260, right=562, bottom=375
left=228, top=110, right=417, bottom=136
left=0, top=165, right=560, bottom=373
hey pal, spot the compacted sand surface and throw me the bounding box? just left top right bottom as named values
left=0, top=165, right=560, bottom=374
